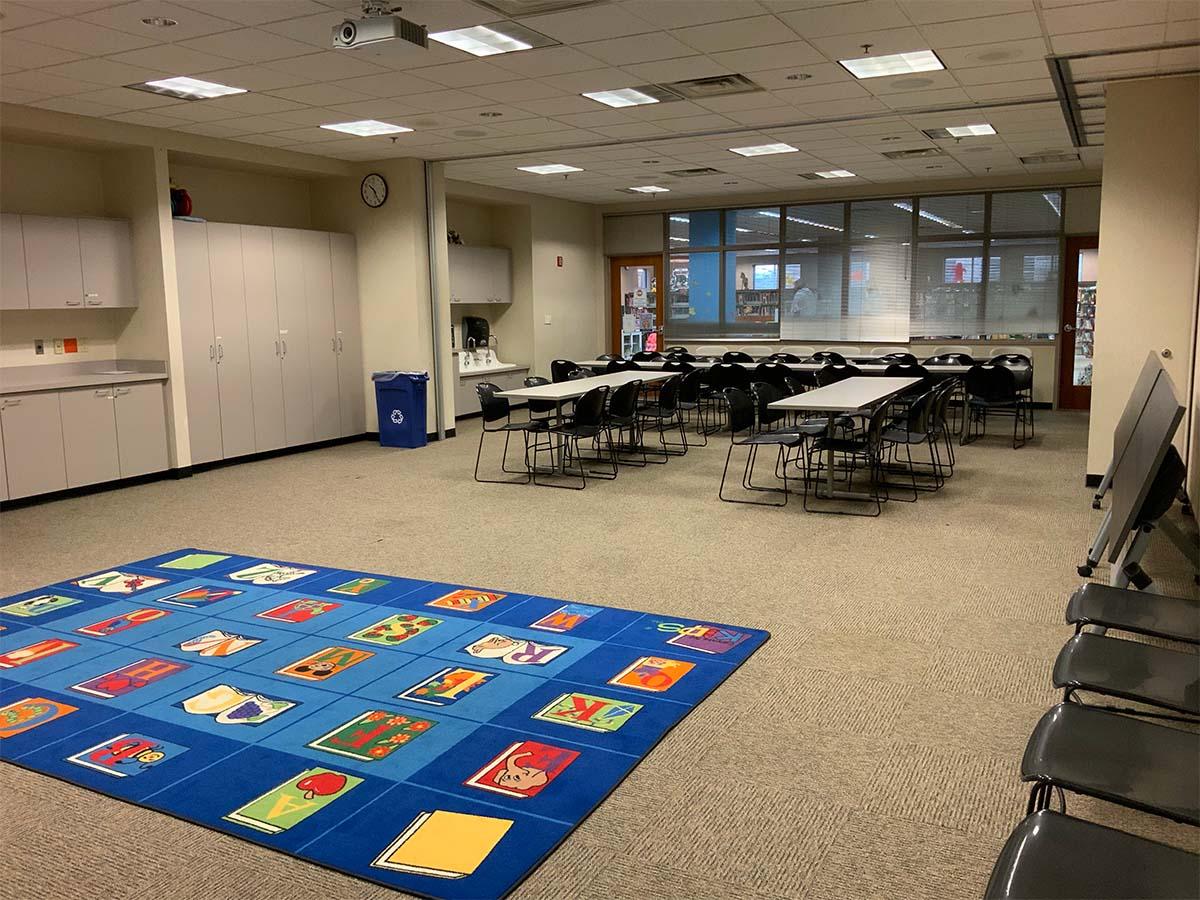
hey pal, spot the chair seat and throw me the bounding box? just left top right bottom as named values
left=967, top=397, right=1021, bottom=409
left=1052, top=633, right=1199, bottom=715
left=813, top=436, right=868, bottom=453
left=638, top=408, right=676, bottom=420
left=984, top=810, right=1200, bottom=900
left=1066, top=583, right=1198, bottom=644
left=551, top=423, right=603, bottom=438
left=489, top=420, right=548, bottom=433
left=882, top=427, right=930, bottom=444
left=738, top=433, right=803, bottom=448
left=1020, top=703, right=1200, bottom=825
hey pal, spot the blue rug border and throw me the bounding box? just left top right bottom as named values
left=0, top=549, right=771, bottom=900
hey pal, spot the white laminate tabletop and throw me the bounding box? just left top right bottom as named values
left=574, top=359, right=1021, bottom=375
left=497, top=370, right=671, bottom=401
left=768, top=376, right=922, bottom=412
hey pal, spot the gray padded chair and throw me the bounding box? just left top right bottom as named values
left=984, top=810, right=1200, bottom=899
left=1066, top=583, right=1198, bottom=645
left=1053, top=633, right=1199, bottom=719
left=1022, top=703, right=1200, bottom=825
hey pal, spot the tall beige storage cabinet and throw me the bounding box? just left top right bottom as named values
left=331, top=233, right=365, bottom=437
left=241, top=225, right=287, bottom=454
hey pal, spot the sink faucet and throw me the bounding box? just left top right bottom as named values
left=487, top=334, right=498, bottom=363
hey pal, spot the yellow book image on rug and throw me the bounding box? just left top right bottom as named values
left=371, top=809, right=512, bottom=879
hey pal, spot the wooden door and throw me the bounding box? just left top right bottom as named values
left=1058, top=236, right=1099, bottom=410
left=609, top=255, right=664, bottom=355
left=0, top=393, right=67, bottom=499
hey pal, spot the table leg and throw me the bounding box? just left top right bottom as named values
left=825, top=413, right=836, bottom=497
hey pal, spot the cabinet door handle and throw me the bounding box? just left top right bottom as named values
left=3, top=398, right=22, bottom=407
left=66, top=299, right=82, bottom=307
left=217, top=343, right=224, bottom=360
left=209, top=344, right=215, bottom=360
left=275, top=340, right=280, bottom=356
left=86, top=299, right=103, bottom=306
left=115, top=387, right=131, bottom=396
left=281, top=339, right=287, bottom=356
left=331, top=336, right=337, bottom=352
left=338, top=337, right=344, bottom=352
left=94, top=389, right=111, bottom=398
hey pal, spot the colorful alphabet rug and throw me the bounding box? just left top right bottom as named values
left=0, top=549, right=768, bottom=899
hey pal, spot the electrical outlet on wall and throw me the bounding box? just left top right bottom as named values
left=34, top=339, right=44, bottom=356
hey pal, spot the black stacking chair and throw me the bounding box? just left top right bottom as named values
left=804, top=400, right=892, bottom=517
left=962, top=364, right=1030, bottom=448
left=663, top=346, right=689, bottom=354
left=753, top=361, right=792, bottom=391
left=881, top=388, right=943, bottom=497
left=923, top=352, right=975, bottom=366
left=929, top=377, right=958, bottom=474
left=550, top=358, right=580, bottom=383
left=593, top=353, right=623, bottom=374
left=606, top=377, right=647, bottom=467
left=815, top=363, right=861, bottom=386
left=631, top=350, right=663, bottom=361
left=661, top=359, right=693, bottom=373
left=1065, top=582, right=1199, bottom=645
left=522, top=376, right=560, bottom=425
left=637, top=374, right=687, bottom=458
left=718, top=387, right=803, bottom=507
left=1053, top=633, right=1198, bottom=721
left=722, top=350, right=755, bottom=363
left=750, top=382, right=824, bottom=440
left=879, top=351, right=919, bottom=365
left=884, top=362, right=931, bottom=400
left=606, top=358, right=640, bottom=373
left=768, top=352, right=803, bottom=363
left=809, top=350, right=846, bottom=365
left=990, top=352, right=1036, bottom=435
left=984, top=810, right=1200, bottom=900
left=1022, top=703, right=1199, bottom=825
left=567, top=368, right=590, bottom=380
left=473, top=382, right=547, bottom=484
left=534, top=386, right=615, bottom=490
left=677, top=369, right=711, bottom=445
left=706, top=362, right=751, bottom=392
left=665, top=350, right=697, bottom=362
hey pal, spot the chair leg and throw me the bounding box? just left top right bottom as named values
left=475, top=428, right=531, bottom=484
left=719, top=442, right=788, bottom=506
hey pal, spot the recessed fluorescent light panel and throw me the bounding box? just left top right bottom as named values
left=811, top=170, right=856, bottom=179
left=128, top=76, right=246, bottom=100
left=320, top=119, right=412, bottom=136
left=429, top=21, right=553, bottom=56
left=1020, top=152, right=1081, bottom=164
left=839, top=49, right=944, bottom=80
left=516, top=164, right=583, bottom=174
left=729, top=142, right=798, bottom=157
left=582, top=86, right=674, bottom=107
left=924, top=124, right=996, bottom=139
left=625, top=185, right=670, bottom=193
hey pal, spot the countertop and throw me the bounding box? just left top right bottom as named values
left=0, top=360, right=168, bottom=396
left=457, top=362, right=529, bottom=378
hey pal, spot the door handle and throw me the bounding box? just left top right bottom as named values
left=1063, top=324, right=1075, bottom=333
left=115, top=387, right=131, bottom=396
left=331, top=336, right=337, bottom=352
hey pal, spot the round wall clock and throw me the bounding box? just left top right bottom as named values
left=361, top=173, right=388, bottom=208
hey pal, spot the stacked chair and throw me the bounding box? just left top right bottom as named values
left=984, top=581, right=1199, bottom=898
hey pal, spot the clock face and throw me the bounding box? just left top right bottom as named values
left=361, top=173, right=387, bottom=208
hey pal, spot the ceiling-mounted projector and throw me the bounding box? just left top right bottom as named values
left=332, top=2, right=428, bottom=50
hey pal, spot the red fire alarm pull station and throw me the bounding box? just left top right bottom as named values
left=556, top=255, right=563, bottom=267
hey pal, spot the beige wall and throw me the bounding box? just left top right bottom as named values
left=169, top=161, right=312, bottom=229
left=0, top=142, right=107, bottom=217
left=1089, top=76, right=1200, bottom=476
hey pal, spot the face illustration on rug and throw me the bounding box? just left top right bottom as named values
left=0, top=697, right=77, bottom=738
left=465, top=740, right=579, bottom=799
left=67, top=733, right=187, bottom=777
left=463, top=634, right=567, bottom=666
left=73, top=571, right=168, bottom=594
left=277, top=646, right=373, bottom=681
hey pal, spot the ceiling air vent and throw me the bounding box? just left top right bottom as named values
left=882, top=147, right=944, bottom=160
left=663, top=73, right=763, bottom=100
left=663, top=167, right=724, bottom=177
left=1020, top=152, right=1081, bottom=164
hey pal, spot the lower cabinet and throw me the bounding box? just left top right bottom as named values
left=0, top=392, right=68, bottom=499
left=454, top=368, right=530, bottom=418
left=0, top=381, right=169, bottom=501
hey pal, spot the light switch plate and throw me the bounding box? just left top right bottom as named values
left=543, top=315, right=552, bottom=325
left=53, top=339, right=64, bottom=354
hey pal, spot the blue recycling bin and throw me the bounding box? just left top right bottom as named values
left=373, top=371, right=429, bottom=448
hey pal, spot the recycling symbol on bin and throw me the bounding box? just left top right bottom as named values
left=390, top=409, right=404, bottom=425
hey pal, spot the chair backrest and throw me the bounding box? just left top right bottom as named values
left=753, top=361, right=792, bottom=389
left=884, top=362, right=931, bottom=388
left=781, top=345, right=815, bottom=357
left=931, top=345, right=972, bottom=357
left=722, top=387, right=756, bottom=435
left=573, top=386, right=609, bottom=426
left=663, top=346, right=689, bottom=354
left=606, top=358, right=639, bottom=373
left=550, top=359, right=578, bottom=383
left=816, top=363, right=861, bottom=386
left=632, top=350, right=663, bottom=361
left=864, top=397, right=894, bottom=448
left=608, top=379, right=642, bottom=419
left=679, top=368, right=705, bottom=403
left=475, top=382, right=509, bottom=423
left=990, top=353, right=1032, bottom=367
left=522, top=375, right=557, bottom=414
left=567, top=368, right=591, bottom=380
left=924, top=352, right=975, bottom=366
left=870, top=346, right=908, bottom=356
left=880, top=351, right=919, bottom=365
left=695, top=345, right=728, bottom=356
left=666, top=350, right=697, bottom=362
left=782, top=374, right=807, bottom=396
left=902, top=389, right=939, bottom=434
left=810, top=350, right=846, bottom=365
left=662, top=359, right=694, bottom=372
left=931, top=377, right=957, bottom=424
left=707, top=362, right=750, bottom=391
left=768, top=352, right=802, bottom=363
left=990, top=346, right=1032, bottom=359
left=597, top=353, right=623, bottom=362
left=656, top=375, right=682, bottom=412
left=965, top=364, right=1018, bottom=402
left=751, top=381, right=786, bottom=428
left=722, top=350, right=755, bottom=363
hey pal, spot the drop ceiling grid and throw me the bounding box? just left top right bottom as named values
left=0, top=0, right=1195, bottom=200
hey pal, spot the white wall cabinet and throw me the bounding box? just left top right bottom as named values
left=113, top=383, right=168, bottom=478
left=1, top=213, right=29, bottom=310
left=449, top=245, right=512, bottom=304
left=60, top=386, right=122, bottom=488
left=0, top=417, right=8, bottom=501
left=175, top=221, right=365, bottom=465
left=13, top=215, right=137, bottom=310
left=0, top=392, right=68, bottom=499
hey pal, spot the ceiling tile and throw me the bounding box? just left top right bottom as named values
left=459, top=79, right=565, bottom=103
left=0, top=3, right=59, bottom=32
left=709, top=40, right=826, bottom=74
left=177, top=27, right=318, bottom=63
left=8, top=18, right=159, bottom=53
left=878, top=85, right=971, bottom=108
left=330, top=71, right=445, bottom=98
left=1050, top=24, right=1167, bottom=53
left=193, top=64, right=314, bottom=92
left=489, top=46, right=605, bottom=77
left=859, top=68, right=959, bottom=94
left=551, top=109, right=637, bottom=128
left=197, top=91, right=307, bottom=115
left=808, top=26, right=930, bottom=59
left=0, top=35, right=84, bottom=72
left=673, top=15, right=799, bottom=52
left=269, top=82, right=373, bottom=106
left=592, top=121, right=674, bottom=138
left=79, top=2, right=237, bottom=39
left=574, top=32, right=696, bottom=66
left=512, top=94, right=602, bottom=116
left=264, top=50, right=390, bottom=80
left=746, top=62, right=855, bottom=89
left=954, top=60, right=1053, bottom=85
left=901, top=0, right=1033, bottom=24
left=39, top=57, right=164, bottom=87
left=65, top=88, right=184, bottom=113
left=326, top=98, right=418, bottom=119
left=492, top=116, right=577, bottom=134
left=107, top=109, right=189, bottom=127
left=176, top=0, right=329, bottom=26
left=269, top=125, right=357, bottom=143
left=623, top=56, right=730, bottom=83
left=0, top=85, right=52, bottom=104
left=106, top=45, right=243, bottom=75
left=176, top=120, right=261, bottom=138
left=962, top=78, right=1054, bottom=101
left=697, top=91, right=793, bottom=113
left=32, top=95, right=126, bottom=118
left=773, top=81, right=874, bottom=105
left=409, top=60, right=524, bottom=88
left=258, top=9, right=350, bottom=47
left=0, top=70, right=104, bottom=97
left=779, top=1, right=913, bottom=37
left=919, top=12, right=1043, bottom=46
left=401, top=88, right=494, bottom=111
left=1043, top=0, right=1169, bottom=34
left=936, top=37, right=1048, bottom=68
left=516, top=5, right=659, bottom=42
left=724, top=104, right=805, bottom=125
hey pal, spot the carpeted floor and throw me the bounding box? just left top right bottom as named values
left=1, top=409, right=1196, bottom=900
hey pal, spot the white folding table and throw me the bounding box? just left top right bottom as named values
left=769, top=376, right=922, bottom=505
